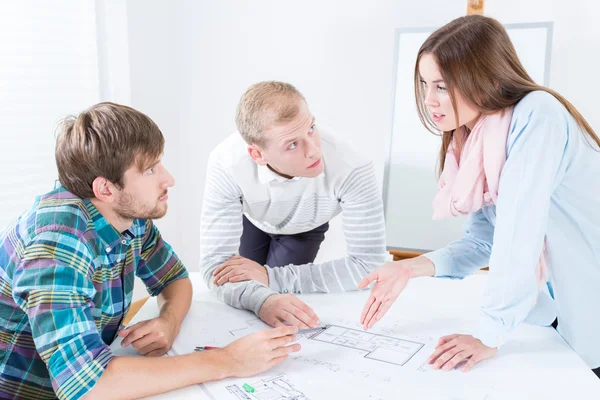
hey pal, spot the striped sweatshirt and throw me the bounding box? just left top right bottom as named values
left=200, top=128, right=388, bottom=314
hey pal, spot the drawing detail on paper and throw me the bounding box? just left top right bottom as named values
left=309, top=325, right=425, bottom=366
left=226, top=374, right=308, bottom=400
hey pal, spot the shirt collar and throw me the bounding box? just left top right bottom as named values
left=257, top=164, right=301, bottom=184
left=83, top=198, right=135, bottom=252
left=257, top=163, right=326, bottom=184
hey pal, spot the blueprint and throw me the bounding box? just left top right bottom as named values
left=309, top=324, right=425, bottom=366
left=173, top=299, right=492, bottom=399
left=225, top=374, right=308, bottom=400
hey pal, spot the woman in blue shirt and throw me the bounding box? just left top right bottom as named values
left=358, top=15, right=600, bottom=376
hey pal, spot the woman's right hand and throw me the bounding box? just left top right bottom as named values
left=358, top=262, right=412, bottom=330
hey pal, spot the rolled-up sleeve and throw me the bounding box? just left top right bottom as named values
left=12, top=231, right=114, bottom=400
left=423, top=208, right=494, bottom=279
left=136, top=220, right=189, bottom=297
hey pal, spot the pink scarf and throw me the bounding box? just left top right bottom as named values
left=432, top=108, right=548, bottom=286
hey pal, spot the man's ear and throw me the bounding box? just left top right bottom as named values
left=247, top=144, right=268, bottom=166
left=92, top=177, right=118, bottom=203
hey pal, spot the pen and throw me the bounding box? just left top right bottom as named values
left=194, top=346, right=220, bottom=351
left=298, top=325, right=327, bottom=334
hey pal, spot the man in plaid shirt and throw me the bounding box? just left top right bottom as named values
left=0, top=103, right=300, bottom=400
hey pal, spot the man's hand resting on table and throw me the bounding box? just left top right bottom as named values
left=118, top=315, right=178, bottom=357
left=213, top=256, right=269, bottom=286
left=259, top=294, right=321, bottom=330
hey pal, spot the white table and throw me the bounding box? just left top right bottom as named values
left=110, top=272, right=600, bottom=399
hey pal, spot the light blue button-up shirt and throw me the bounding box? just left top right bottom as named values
left=424, top=91, right=600, bottom=368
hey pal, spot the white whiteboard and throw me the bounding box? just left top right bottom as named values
left=383, top=22, right=553, bottom=252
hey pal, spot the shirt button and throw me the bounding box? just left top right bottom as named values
left=105, top=247, right=111, bottom=253
left=121, top=240, right=127, bottom=245
left=116, top=258, right=122, bottom=263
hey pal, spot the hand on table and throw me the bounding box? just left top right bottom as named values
left=118, top=315, right=178, bottom=357
left=213, top=256, right=268, bottom=286
left=259, top=294, right=320, bottom=330
left=221, top=325, right=301, bottom=377
left=427, top=334, right=497, bottom=372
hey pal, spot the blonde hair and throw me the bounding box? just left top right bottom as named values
left=235, top=81, right=307, bottom=145
left=414, top=15, right=599, bottom=175
left=55, top=102, right=164, bottom=198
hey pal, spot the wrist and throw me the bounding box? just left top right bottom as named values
left=403, top=256, right=435, bottom=278
left=193, top=349, right=234, bottom=381
left=159, top=311, right=181, bottom=334
left=213, top=348, right=238, bottom=379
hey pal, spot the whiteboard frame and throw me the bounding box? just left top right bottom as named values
left=383, top=22, right=554, bottom=252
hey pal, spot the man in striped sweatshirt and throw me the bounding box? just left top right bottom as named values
left=201, top=81, right=388, bottom=329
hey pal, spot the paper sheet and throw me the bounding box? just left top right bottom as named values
left=171, top=297, right=492, bottom=400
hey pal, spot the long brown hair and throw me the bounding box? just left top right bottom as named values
left=414, top=15, right=600, bottom=175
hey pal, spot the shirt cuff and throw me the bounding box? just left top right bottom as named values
left=472, top=313, right=506, bottom=349
left=423, top=248, right=454, bottom=278
left=246, top=284, right=279, bottom=316
left=266, top=266, right=282, bottom=292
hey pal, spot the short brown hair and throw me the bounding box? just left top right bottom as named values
left=235, top=81, right=307, bottom=145
left=55, top=102, right=164, bottom=199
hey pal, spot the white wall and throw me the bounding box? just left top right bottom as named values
left=121, top=0, right=600, bottom=271
left=0, top=1, right=99, bottom=231
left=125, top=0, right=181, bottom=247
left=172, top=0, right=465, bottom=269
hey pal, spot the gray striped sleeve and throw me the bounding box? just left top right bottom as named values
left=266, top=162, right=388, bottom=294
left=200, top=161, right=277, bottom=314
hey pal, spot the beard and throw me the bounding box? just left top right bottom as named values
left=115, top=190, right=167, bottom=221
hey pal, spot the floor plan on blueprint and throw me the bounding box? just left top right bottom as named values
left=173, top=295, right=493, bottom=399
left=309, top=324, right=425, bottom=367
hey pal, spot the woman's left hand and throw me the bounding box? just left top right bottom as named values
left=427, top=334, right=497, bottom=372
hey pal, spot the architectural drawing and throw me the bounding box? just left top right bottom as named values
left=309, top=325, right=425, bottom=366
left=228, top=318, right=265, bottom=337
left=226, top=374, right=308, bottom=400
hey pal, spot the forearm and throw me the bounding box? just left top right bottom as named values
left=403, top=255, right=436, bottom=278
left=84, top=351, right=231, bottom=400
left=423, top=210, right=494, bottom=279
left=157, top=277, right=192, bottom=331
left=267, top=253, right=385, bottom=294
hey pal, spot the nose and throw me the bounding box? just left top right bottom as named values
left=305, top=136, right=320, bottom=159
left=424, top=87, right=438, bottom=108
left=162, top=166, right=176, bottom=188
